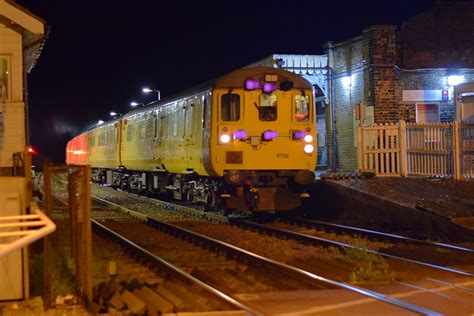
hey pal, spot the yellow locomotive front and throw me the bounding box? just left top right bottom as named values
left=209, top=67, right=316, bottom=211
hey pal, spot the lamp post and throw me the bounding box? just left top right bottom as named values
left=130, top=101, right=145, bottom=107
left=109, top=111, right=122, bottom=118
left=142, top=87, right=160, bottom=101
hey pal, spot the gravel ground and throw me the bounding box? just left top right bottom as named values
left=335, top=177, right=474, bottom=218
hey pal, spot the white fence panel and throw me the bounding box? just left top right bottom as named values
left=406, top=122, right=454, bottom=177
left=359, top=123, right=400, bottom=176
left=459, top=123, right=474, bottom=179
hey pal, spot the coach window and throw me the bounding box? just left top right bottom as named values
left=139, top=120, right=146, bottom=140
left=146, top=117, right=154, bottom=139
left=127, top=124, right=133, bottom=141
left=258, top=93, right=277, bottom=121
left=0, top=57, right=9, bottom=102
left=294, top=94, right=310, bottom=122
left=221, top=93, right=240, bottom=121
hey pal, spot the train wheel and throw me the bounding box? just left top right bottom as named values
left=186, top=189, right=195, bottom=203
left=204, top=190, right=216, bottom=211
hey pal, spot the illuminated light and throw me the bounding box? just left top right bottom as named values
left=304, top=144, right=314, bottom=154
left=292, top=130, right=306, bottom=140
left=341, top=76, right=352, bottom=88
left=304, top=134, right=313, bottom=143
left=264, top=74, right=278, bottom=82
left=27, top=147, right=36, bottom=155
left=97, top=120, right=104, bottom=125
left=110, top=111, right=120, bottom=117
left=234, top=129, right=248, bottom=140
left=220, top=134, right=231, bottom=143
left=447, top=75, right=464, bottom=86
left=142, top=87, right=152, bottom=93
left=262, top=130, right=278, bottom=141
left=245, top=79, right=260, bottom=90
left=131, top=101, right=144, bottom=107
left=262, top=82, right=277, bottom=93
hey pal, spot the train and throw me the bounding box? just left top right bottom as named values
left=66, top=67, right=317, bottom=212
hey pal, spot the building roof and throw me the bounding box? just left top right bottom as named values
left=0, top=0, right=46, bottom=72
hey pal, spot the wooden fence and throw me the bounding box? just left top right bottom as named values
left=358, top=123, right=400, bottom=176
left=358, top=121, right=474, bottom=180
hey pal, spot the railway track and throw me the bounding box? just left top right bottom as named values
left=278, top=215, right=474, bottom=252
left=92, top=189, right=444, bottom=315
left=90, top=185, right=474, bottom=312
left=232, top=218, right=474, bottom=277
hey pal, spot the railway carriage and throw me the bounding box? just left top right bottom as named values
left=66, top=67, right=317, bottom=212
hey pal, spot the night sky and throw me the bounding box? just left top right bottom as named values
left=16, top=0, right=435, bottom=163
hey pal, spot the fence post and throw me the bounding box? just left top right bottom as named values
left=399, top=120, right=407, bottom=177
left=453, top=121, right=461, bottom=180
left=358, top=124, right=363, bottom=171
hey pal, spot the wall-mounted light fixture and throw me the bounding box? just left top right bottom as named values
left=447, top=75, right=464, bottom=86
left=341, top=75, right=352, bottom=88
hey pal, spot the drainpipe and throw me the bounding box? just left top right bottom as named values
left=327, top=43, right=338, bottom=171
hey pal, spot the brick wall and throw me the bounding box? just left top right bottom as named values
left=325, top=2, right=474, bottom=171
left=397, top=71, right=474, bottom=122
left=398, top=1, right=474, bottom=69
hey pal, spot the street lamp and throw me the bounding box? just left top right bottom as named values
left=109, top=111, right=122, bottom=118
left=142, top=87, right=161, bottom=101
left=130, top=101, right=145, bottom=107
left=97, top=120, right=104, bottom=125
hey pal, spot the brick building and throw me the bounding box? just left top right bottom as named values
left=326, top=1, right=474, bottom=171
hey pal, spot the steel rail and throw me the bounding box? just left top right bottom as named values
left=280, top=215, right=474, bottom=252
left=231, top=219, right=474, bottom=277
left=96, top=196, right=440, bottom=316
left=92, top=219, right=258, bottom=315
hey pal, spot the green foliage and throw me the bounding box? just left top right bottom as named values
left=29, top=254, right=44, bottom=296
left=342, top=248, right=395, bottom=284
left=29, top=249, right=77, bottom=296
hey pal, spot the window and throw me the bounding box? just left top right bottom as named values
left=89, top=135, right=95, bottom=148
left=258, top=93, right=277, bottom=121
left=221, top=94, right=240, bottom=121
left=294, top=94, right=310, bottom=122
left=98, top=132, right=106, bottom=146
left=138, top=121, right=146, bottom=140
left=127, top=125, right=133, bottom=141
left=0, top=57, right=9, bottom=102
left=146, top=118, right=155, bottom=139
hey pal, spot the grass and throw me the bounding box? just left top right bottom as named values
left=29, top=248, right=77, bottom=296
left=341, top=247, right=395, bottom=284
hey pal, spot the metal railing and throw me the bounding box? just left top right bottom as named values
left=0, top=204, right=56, bottom=257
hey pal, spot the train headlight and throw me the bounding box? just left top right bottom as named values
left=292, top=130, right=306, bottom=140
left=304, top=144, right=314, bottom=154
left=220, top=134, right=231, bottom=143
left=304, top=134, right=313, bottom=143
left=262, top=130, right=278, bottom=141
left=234, top=129, right=248, bottom=140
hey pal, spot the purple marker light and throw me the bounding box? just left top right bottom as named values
left=234, top=129, right=248, bottom=140
left=292, top=130, right=306, bottom=140
left=262, top=82, right=276, bottom=93
left=262, top=130, right=278, bottom=141
left=245, top=79, right=260, bottom=90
